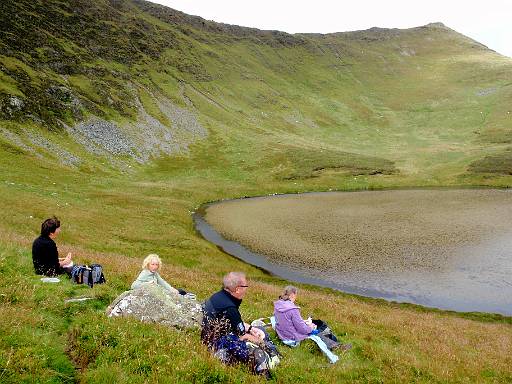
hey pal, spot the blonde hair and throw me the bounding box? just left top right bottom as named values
left=280, top=285, right=298, bottom=301
left=142, top=254, right=162, bottom=270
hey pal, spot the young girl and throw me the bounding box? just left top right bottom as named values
left=131, top=254, right=180, bottom=294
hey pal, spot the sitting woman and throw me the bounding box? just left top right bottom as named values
left=273, top=285, right=349, bottom=364
left=131, top=254, right=195, bottom=299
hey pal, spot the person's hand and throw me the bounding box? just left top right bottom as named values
left=250, top=327, right=265, bottom=340
left=240, top=332, right=262, bottom=344
left=305, top=317, right=316, bottom=329
left=59, top=253, right=72, bottom=266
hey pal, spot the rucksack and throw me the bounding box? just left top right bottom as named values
left=71, top=264, right=106, bottom=287
left=90, top=264, right=106, bottom=285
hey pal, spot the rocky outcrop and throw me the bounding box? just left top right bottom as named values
left=106, top=284, right=203, bottom=329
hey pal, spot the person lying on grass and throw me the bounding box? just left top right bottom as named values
left=32, top=216, right=74, bottom=277
left=131, top=253, right=195, bottom=299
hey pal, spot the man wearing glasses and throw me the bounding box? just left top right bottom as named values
left=202, top=271, right=261, bottom=344
left=201, top=271, right=275, bottom=377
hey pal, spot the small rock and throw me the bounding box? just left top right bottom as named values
left=9, top=96, right=24, bottom=109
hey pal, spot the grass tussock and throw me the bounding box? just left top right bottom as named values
left=1, top=232, right=511, bottom=383
left=469, top=148, right=512, bottom=175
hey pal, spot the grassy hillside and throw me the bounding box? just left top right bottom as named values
left=1, top=0, right=512, bottom=382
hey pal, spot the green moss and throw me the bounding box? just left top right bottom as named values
left=0, top=56, right=41, bottom=85
left=265, top=146, right=396, bottom=180
left=67, top=75, right=102, bottom=104
left=0, top=72, right=24, bottom=96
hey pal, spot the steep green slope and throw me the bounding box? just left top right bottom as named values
left=1, top=0, right=511, bottom=179
left=1, top=0, right=512, bottom=383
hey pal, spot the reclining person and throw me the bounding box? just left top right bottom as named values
left=131, top=254, right=195, bottom=299
left=201, top=272, right=277, bottom=378
left=32, top=216, right=73, bottom=277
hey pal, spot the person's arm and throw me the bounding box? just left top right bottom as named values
left=224, top=307, right=246, bottom=337
left=290, top=308, right=315, bottom=335
left=59, top=252, right=72, bottom=266
left=244, top=323, right=265, bottom=340
left=238, top=322, right=264, bottom=343
left=155, top=272, right=179, bottom=294
left=49, top=240, right=60, bottom=271
left=131, top=270, right=149, bottom=290
left=240, top=331, right=263, bottom=343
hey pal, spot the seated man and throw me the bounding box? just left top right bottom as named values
left=201, top=272, right=277, bottom=378
left=32, top=216, right=73, bottom=276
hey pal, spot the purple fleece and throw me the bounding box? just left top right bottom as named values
left=273, top=299, right=312, bottom=341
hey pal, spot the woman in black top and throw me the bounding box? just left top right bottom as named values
left=32, top=217, right=73, bottom=276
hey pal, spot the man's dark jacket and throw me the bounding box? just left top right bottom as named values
left=32, top=235, right=61, bottom=276
left=202, top=289, right=246, bottom=343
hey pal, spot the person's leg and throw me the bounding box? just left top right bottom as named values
left=308, top=335, right=339, bottom=364
left=246, top=343, right=272, bottom=379
left=60, top=264, right=73, bottom=277
left=318, top=333, right=340, bottom=350
left=282, top=340, right=300, bottom=347
left=318, top=331, right=352, bottom=352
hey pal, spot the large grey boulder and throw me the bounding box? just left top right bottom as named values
left=106, top=284, right=203, bottom=328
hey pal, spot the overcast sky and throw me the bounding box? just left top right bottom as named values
left=151, top=0, right=511, bottom=58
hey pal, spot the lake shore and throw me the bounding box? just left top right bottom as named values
left=203, top=189, right=512, bottom=315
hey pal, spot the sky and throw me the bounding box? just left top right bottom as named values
left=150, top=0, right=511, bottom=58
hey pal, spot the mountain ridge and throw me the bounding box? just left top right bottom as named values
left=0, top=0, right=511, bottom=176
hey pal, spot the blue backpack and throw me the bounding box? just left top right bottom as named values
left=71, top=264, right=106, bottom=287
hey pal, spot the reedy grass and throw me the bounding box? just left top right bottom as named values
left=1, top=148, right=511, bottom=382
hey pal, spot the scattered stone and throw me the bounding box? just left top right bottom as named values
left=24, top=130, right=80, bottom=166
left=9, top=96, right=24, bottom=109
left=65, top=297, right=94, bottom=303
left=71, top=118, right=138, bottom=157
left=125, top=87, right=207, bottom=162
left=66, top=89, right=207, bottom=165
left=476, top=88, right=497, bottom=97
left=106, top=284, right=203, bottom=329
left=399, top=48, right=416, bottom=56
left=41, top=277, right=60, bottom=283
left=1, top=95, right=25, bottom=118
left=0, top=127, right=34, bottom=154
